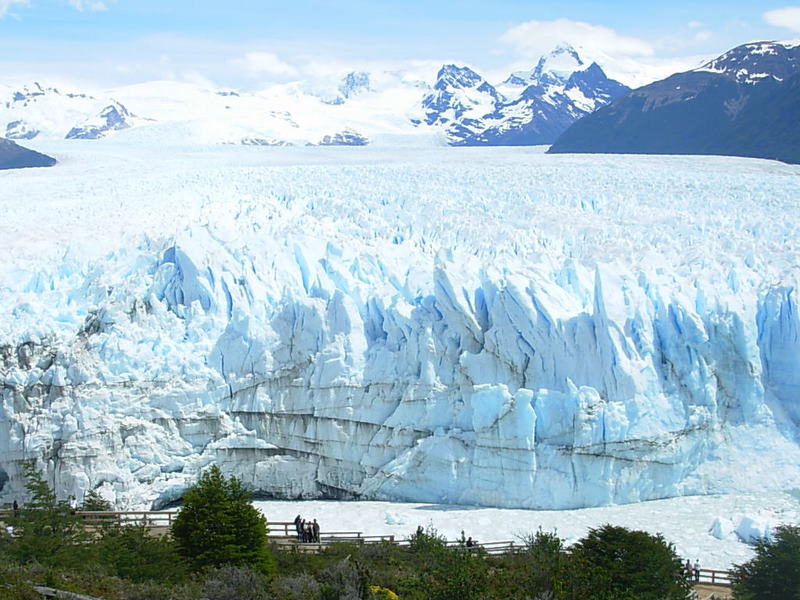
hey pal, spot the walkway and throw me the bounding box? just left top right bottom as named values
left=2, top=509, right=737, bottom=593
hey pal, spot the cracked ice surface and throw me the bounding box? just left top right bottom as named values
left=1, top=142, right=800, bottom=509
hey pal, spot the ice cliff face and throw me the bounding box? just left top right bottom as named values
left=1, top=146, right=799, bottom=510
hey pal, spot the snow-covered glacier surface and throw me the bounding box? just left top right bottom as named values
left=1, top=142, right=800, bottom=510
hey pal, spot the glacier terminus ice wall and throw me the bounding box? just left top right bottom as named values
left=1, top=144, right=800, bottom=510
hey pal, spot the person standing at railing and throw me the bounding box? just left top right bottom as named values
left=693, top=560, right=701, bottom=582
left=294, top=514, right=302, bottom=541
left=12, top=500, right=19, bottom=517
left=312, top=518, right=320, bottom=543
left=305, top=521, right=313, bottom=543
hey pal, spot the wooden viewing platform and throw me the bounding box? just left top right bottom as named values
left=1, top=510, right=737, bottom=587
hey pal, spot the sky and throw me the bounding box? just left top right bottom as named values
left=0, top=0, right=798, bottom=90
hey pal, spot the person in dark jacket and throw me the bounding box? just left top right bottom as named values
left=305, top=522, right=313, bottom=543
left=312, top=518, right=320, bottom=542
left=294, top=514, right=302, bottom=540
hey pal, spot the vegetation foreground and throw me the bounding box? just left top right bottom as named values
left=1, top=463, right=798, bottom=600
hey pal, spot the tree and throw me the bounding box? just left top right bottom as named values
left=732, top=525, right=800, bottom=600
left=512, top=528, right=567, bottom=598
left=566, top=524, right=691, bottom=600
left=81, top=489, right=113, bottom=511
left=7, top=461, right=90, bottom=567
left=407, top=527, right=488, bottom=600
left=171, top=464, right=274, bottom=575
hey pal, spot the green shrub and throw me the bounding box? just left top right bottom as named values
left=566, top=524, right=691, bottom=600
left=7, top=461, right=90, bottom=567
left=171, top=464, right=275, bottom=575
left=203, top=565, right=272, bottom=600
left=319, top=558, right=371, bottom=600
left=733, top=524, right=800, bottom=600
left=94, top=525, right=187, bottom=583
left=488, top=529, right=566, bottom=599
left=404, top=527, right=489, bottom=600
left=272, top=574, right=322, bottom=600
left=0, top=562, right=40, bottom=600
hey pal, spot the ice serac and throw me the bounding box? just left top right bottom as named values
left=1, top=151, right=800, bottom=511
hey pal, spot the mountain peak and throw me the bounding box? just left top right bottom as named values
left=534, top=44, right=585, bottom=79
left=435, top=64, right=484, bottom=90
left=339, top=71, right=371, bottom=98
left=696, top=40, right=800, bottom=84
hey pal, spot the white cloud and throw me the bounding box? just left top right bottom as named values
left=694, top=30, right=713, bottom=42
left=763, top=6, right=800, bottom=32
left=68, top=0, right=108, bottom=11
left=231, top=52, right=298, bottom=79
left=687, top=21, right=704, bottom=29
left=0, top=0, right=29, bottom=18
left=498, top=18, right=654, bottom=59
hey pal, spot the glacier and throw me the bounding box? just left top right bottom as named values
left=1, top=142, right=800, bottom=510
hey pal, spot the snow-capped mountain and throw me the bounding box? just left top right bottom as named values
left=420, top=45, right=630, bottom=145
left=66, top=100, right=140, bottom=140
left=550, top=40, right=800, bottom=164
left=315, top=128, right=369, bottom=146
left=697, top=40, right=800, bottom=84
left=1, top=82, right=99, bottom=140
left=339, top=71, right=371, bottom=99
left=418, top=65, right=502, bottom=141
left=0, top=45, right=631, bottom=148
left=500, top=43, right=587, bottom=94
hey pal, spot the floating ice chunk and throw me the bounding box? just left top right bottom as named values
left=735, top=515, right=775, bottom=543
left=709, top=516, right=736, bottom=540
left=385, top=512, right=406, bottom=526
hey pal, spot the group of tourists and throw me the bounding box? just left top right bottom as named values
left=684, top=559, right=701, bottom=581
left=294, top=514, right=321, bottom=543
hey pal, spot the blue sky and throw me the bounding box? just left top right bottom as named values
left=0, top=0, right=798, bottom=88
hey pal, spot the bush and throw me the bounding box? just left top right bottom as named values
left=319, top=558, right=371, bottom=600
left=0, top=562, right=40, bottom=600
left=405, top=527, right=488, bottom=600
left=489, top=529, right=566, bottom=599
left=566, top=524, right=691, bottom=600
left=94, top=525, right=187, bottom=584
left=171, top=464, right=274, bottom=574
left=203, top=565, right=271, bottom=600
left=733, top=524, right=800, bottom=600
left=272, top=574, right=322, bottom=600
left=7, top=461, right=90, bottom=567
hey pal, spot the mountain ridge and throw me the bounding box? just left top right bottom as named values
left=548, top=40, right=800, bottom=164
left=0, top=137, right=56, bottom=170
left=0, top=45, right=630, bottom=148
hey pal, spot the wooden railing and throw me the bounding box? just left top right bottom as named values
left=0, top=509, right=177, bottom=528
left=694, top=568, right=735, bottom=586
left=0, top=510, right=739, bottom=582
